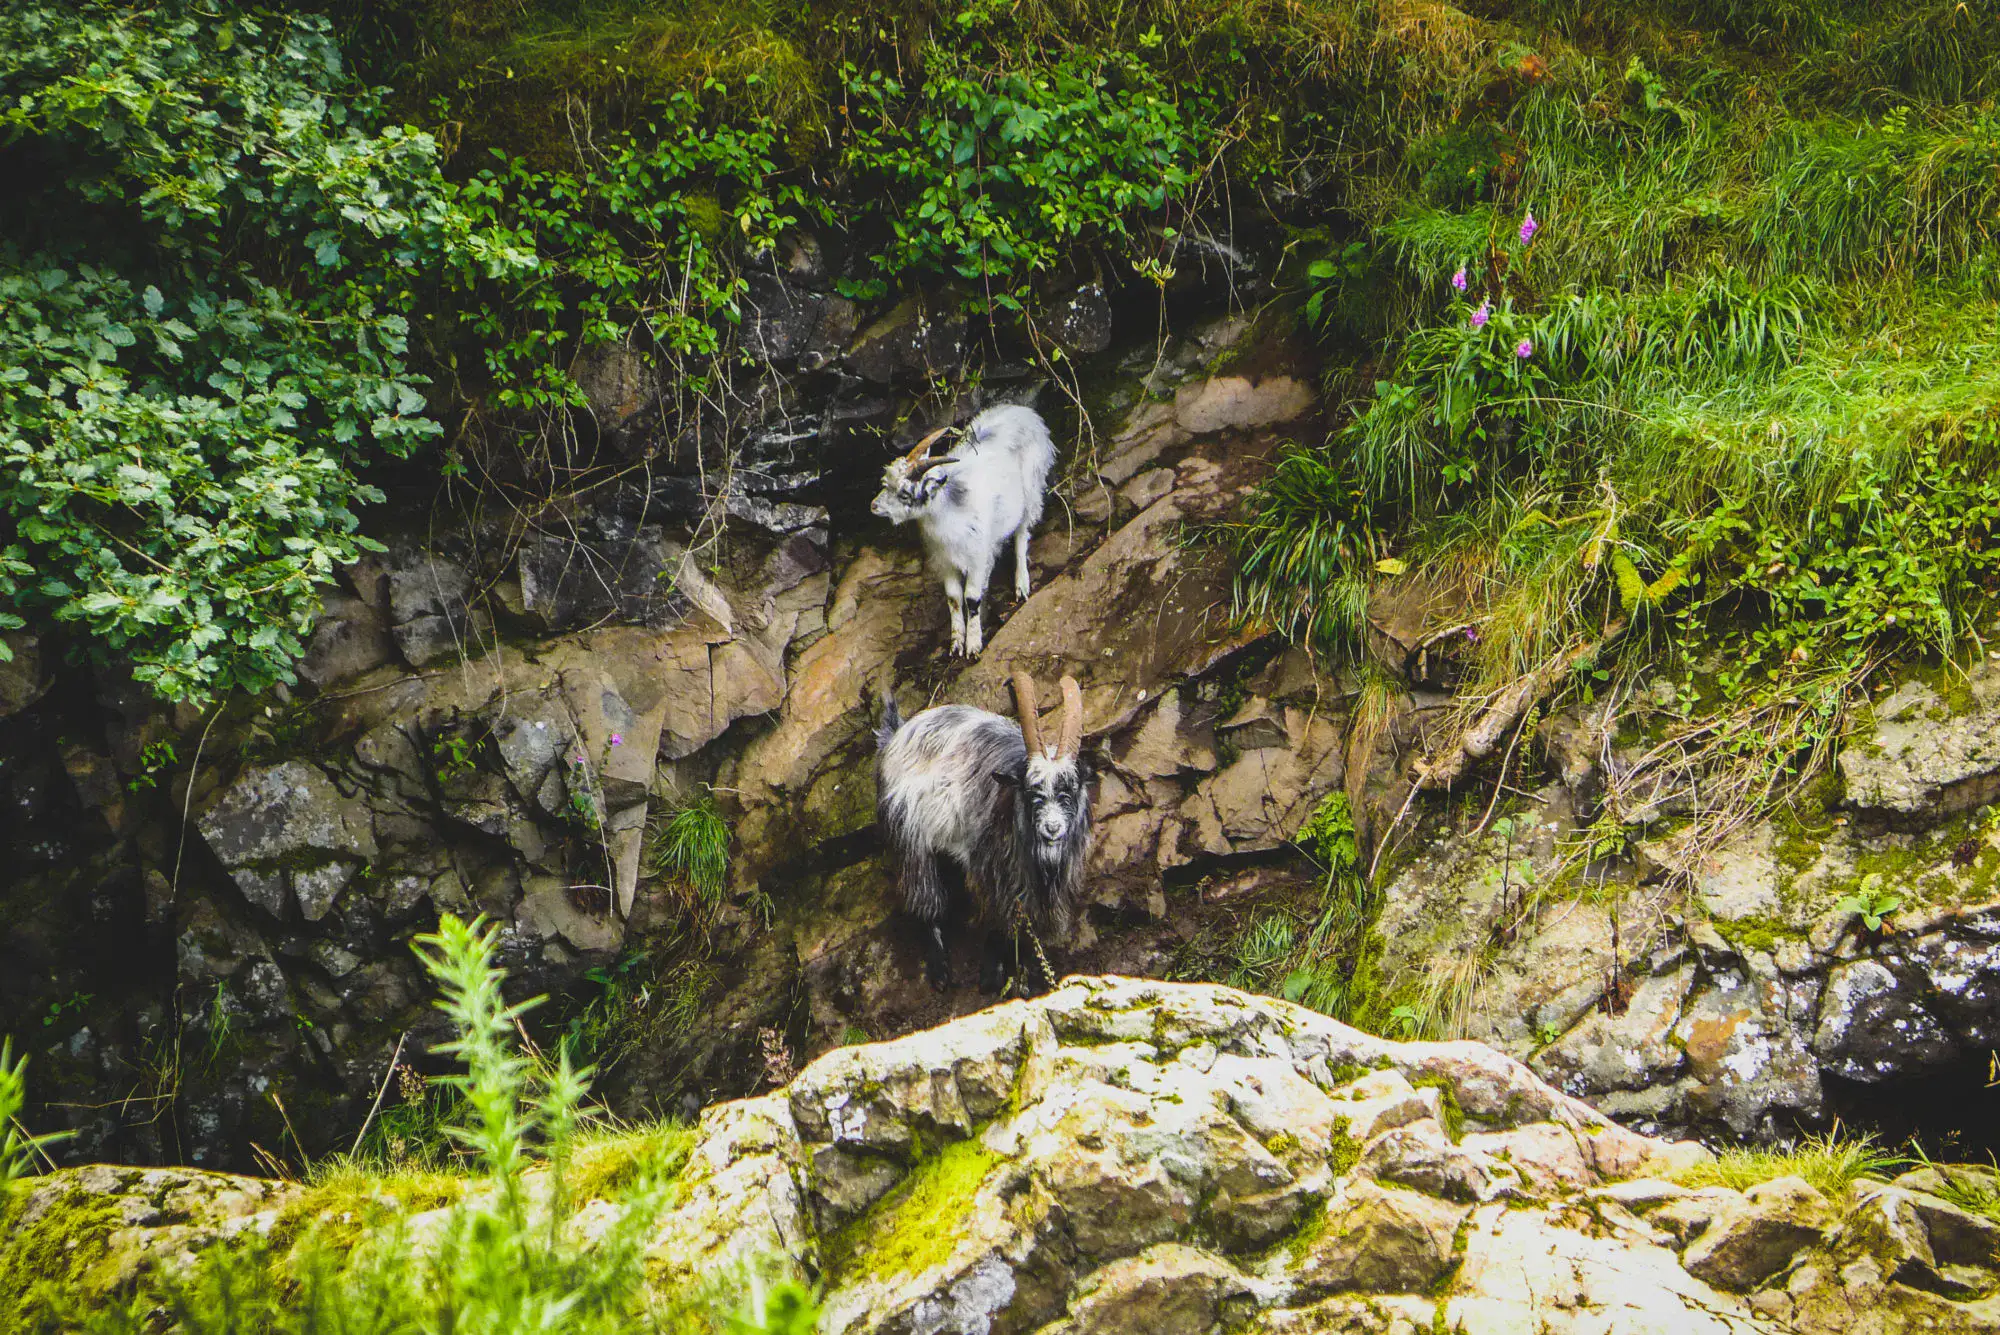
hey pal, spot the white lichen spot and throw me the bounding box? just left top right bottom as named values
left=911, top=1254, right=1016, bottom=1335
left=826, top=1092, right=868, bottom=1142
left=1719, top=1034, right=1773, bottom=1082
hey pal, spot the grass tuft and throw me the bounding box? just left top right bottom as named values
left=1673, top=1131, right=1904, bottom=1201
left=645, top=794, right=732, bottom=916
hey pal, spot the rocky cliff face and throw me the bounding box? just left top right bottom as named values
left=1366, top=661, right=2000, bottom=1144
left=9, top=242, right=2000, bottom=1174
left=0, top=279, right=1362, bottom=1169
left=15, top=978, right=2000, bottom=1334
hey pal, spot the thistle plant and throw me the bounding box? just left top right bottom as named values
left=67, top=914, right=820, bottom=1334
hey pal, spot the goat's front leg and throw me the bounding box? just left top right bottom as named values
left=943, top=573, right=966, bottom=657
left=962, top=554, right=995, bottom=657
left=1013, top=526, right=1032, bottom=601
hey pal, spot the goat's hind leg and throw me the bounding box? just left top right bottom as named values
left=900, top=850, right=954, bottom=991
left=978, top=928, right=1013, bottom=995
left=962, top=552, right=995, bottom=657
left=1013, top=525, right=1032, bottom=601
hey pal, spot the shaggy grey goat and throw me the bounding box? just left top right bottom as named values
left=870, top=404, right=1056, bottom=657
left=875, top=671, right=1090, bottom=992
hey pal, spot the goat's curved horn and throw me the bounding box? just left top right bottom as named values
left=1056, top=676, right=1084, bottom=759
left=904, top=425, right=954, bottom=465
left=1012, top=672, right=1046, bottom=759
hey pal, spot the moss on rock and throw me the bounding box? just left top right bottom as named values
left=825, top=1137, right=1004, bottom=1284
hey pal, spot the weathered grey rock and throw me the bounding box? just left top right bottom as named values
left=570, top=341, right=654, bottom=431
left=1669, top=959, right=1824, bottom=1138
left=1051, top=1244, right=1254, bottom=1335
left=31, top=977, right=2000, bottom=1335
left=1288, top=1181, right=1467, bottom=1295
left=1446, top=1201, right=1770, bottom=1333
left=1681, top=1177, right=1833, bottom=1292
left=298, top=592, right=396, bottom=690
left=1173, top=375, right=1314, bottom=434
left=743, top=272, right=857, bottom=368
left=1047, top=283, right=1114, bottom=356
left=1357, top=1119, right=1523, bottom=1203
left=842, top=297, right=967, bottom=383
left=1839, top=662, right=2000, bottom=819
left=1812, top=958, right=1960, bottom=1081
left=197, top=761, right=379, bottom=870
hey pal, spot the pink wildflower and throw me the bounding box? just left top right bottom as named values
left=1469, top=303, right=1491, bottom=329
left=1516, top=339, right=1534, bottom=359
left=1519, top=210, right=1538, bottom=244
left=1451, top=267, right=1468, bottom=292
left=609, top=733, right=624, bottom=747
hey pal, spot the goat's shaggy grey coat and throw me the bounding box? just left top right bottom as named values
left=875, top=673, right=1090, bottom=990
left=870, top=404, right=1056, bottom=657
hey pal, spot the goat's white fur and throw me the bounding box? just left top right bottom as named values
left=871, top=404, right=1055, bottom=657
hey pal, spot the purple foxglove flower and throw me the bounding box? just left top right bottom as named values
left=1469, top=303, right=1491, bottom=329
left=609, top=733, right=623, bottom=747
left=1516, top=339, right=1534, bottom=358
left=1519, top=210, right=1538, bottom=244
left=1451, top=267, right=1468, bottom=291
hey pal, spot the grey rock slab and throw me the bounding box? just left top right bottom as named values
left=198, top=761, right=378, bottom=868
left=1812, top=958, right=1960, bottom=1081
left=1681, top=1177, right=1833, bottom=1292
left=1840, top=662, right=2000, bottom=819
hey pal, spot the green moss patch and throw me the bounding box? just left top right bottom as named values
left=569, top=1122, right=698, bottom=1204
left=1410, top=1075, right=1466, bottom=1142
left=0, top=1185, right=127, bottom=1325
left=825, top=1138, right=1005, bottom=1284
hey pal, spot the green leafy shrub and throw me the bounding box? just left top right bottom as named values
left=446, top=94, right=807, bottom=409
left=0, top=2, right=529, bottom=701
left=839, top=11, right=1210, bottom=310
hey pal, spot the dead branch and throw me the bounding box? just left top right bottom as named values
left=1409, top=618, right=1629, bottom=793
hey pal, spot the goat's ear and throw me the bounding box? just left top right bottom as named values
left=991, top=768, right=1022, bottom=790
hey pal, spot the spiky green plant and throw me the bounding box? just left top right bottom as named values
left=1, top=1038, right=69, bottom=1192
left=67, top=914, right=817, bottom=1334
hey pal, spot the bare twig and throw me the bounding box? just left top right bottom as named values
left=350, top=1031, right=409, bottom=1158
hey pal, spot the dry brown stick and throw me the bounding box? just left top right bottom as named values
left=1410, top=618, right=1629, bottom=794
left=350, top=1031, right=409, bottom=1158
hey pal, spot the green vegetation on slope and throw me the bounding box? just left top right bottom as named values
left=0, top=914, right=809, bottom=1333
left=9, top=0, right=1998, bottom=758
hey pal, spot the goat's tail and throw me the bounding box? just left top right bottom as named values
left=874, top=684, right=903, bottom=751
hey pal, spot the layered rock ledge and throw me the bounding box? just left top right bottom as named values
left=14, top=977, right=2000, bottom=1333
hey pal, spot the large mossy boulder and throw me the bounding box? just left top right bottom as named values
left=19, top=978, right=2000, bottom=1332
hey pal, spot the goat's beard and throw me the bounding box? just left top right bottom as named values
left=1033, top=836, right=1067, bottom=873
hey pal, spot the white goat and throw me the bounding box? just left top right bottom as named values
left=870, top=404, right=1055, bottom=657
